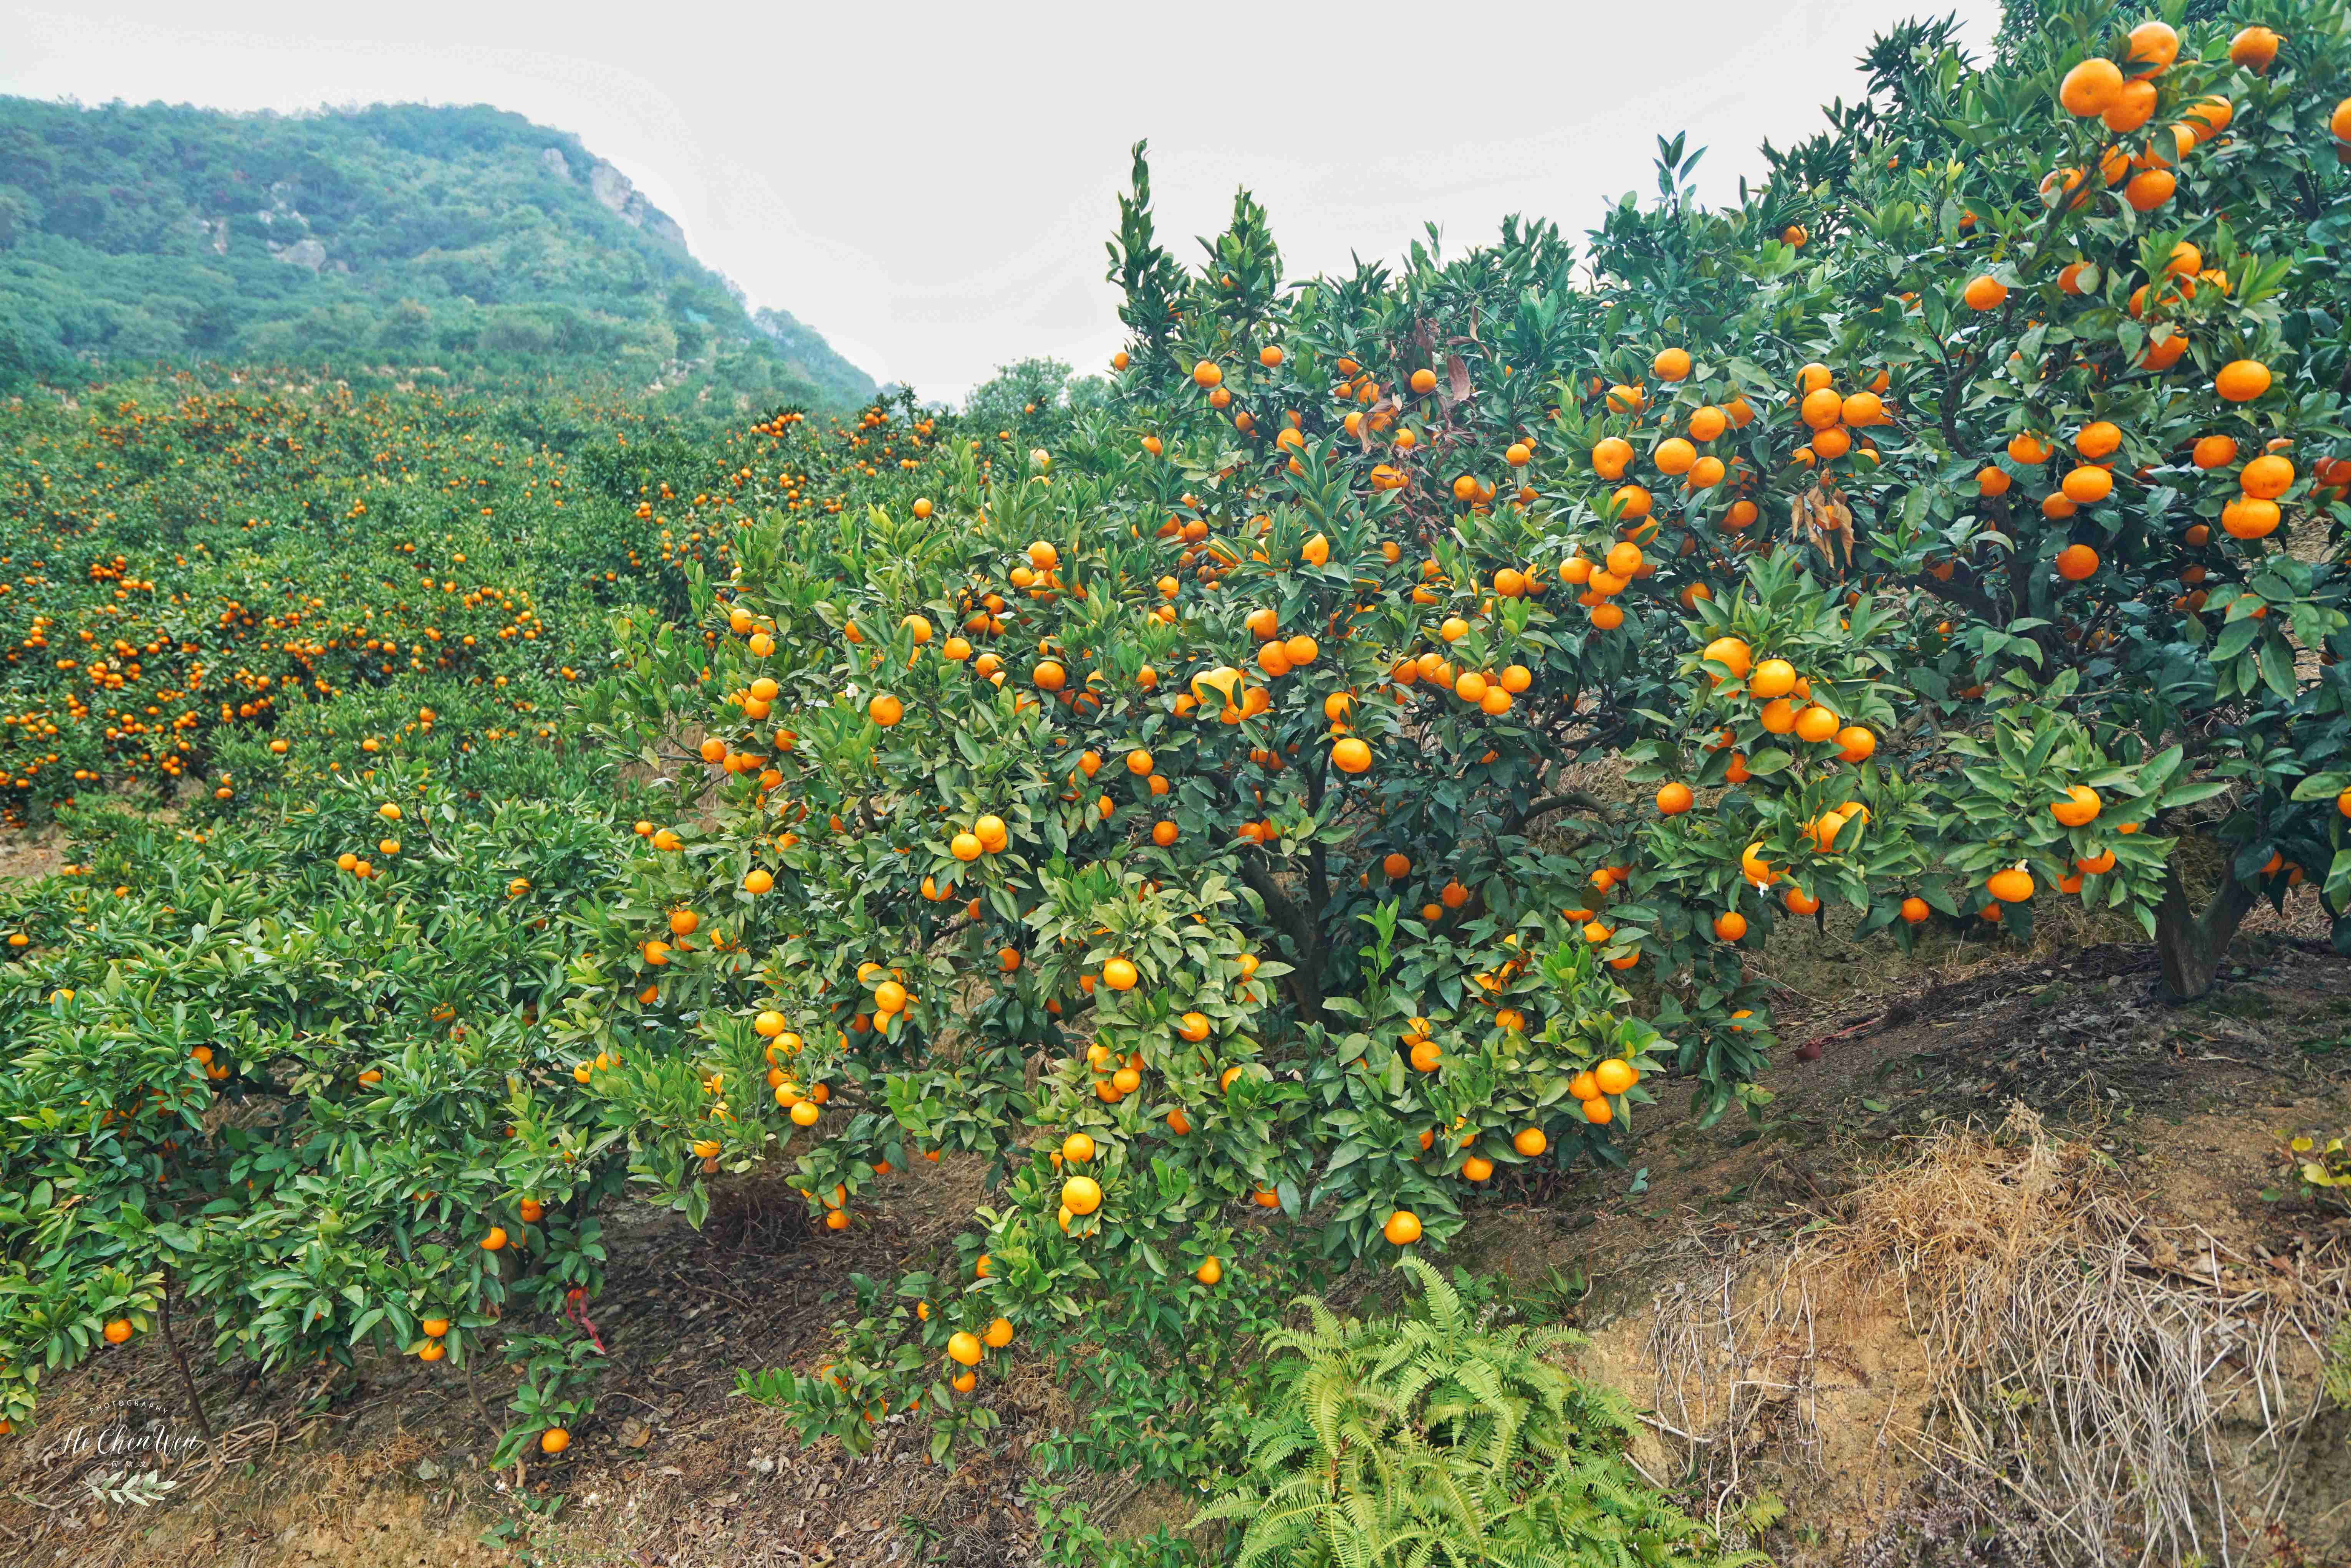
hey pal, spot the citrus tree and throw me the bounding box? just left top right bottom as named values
left=578, top=0, right=2351, bottom=1487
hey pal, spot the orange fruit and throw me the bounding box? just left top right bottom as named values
left=2193, top=435, right=2238, bottom=469
left=2052, top=785, right=2103, bottom=827
left=1793, top=705, right=1840, bottom=744
left=2240, top=454, right=2295, bottom=500
left=2125, top=20, right=2179, bottom=75
left=1382, top=1209, right=1423, bottom=1245
left=2058, top=57, right=2124, bottom=116
left=2102, top=78, right=2157, bottom=133
left=2222, top=496, right=2280, bottom=539
left=1962, top=275, right=2008, bottom=311
left=2124, top=169, right=2176, bottom=211
left=1702, top=637, right=1752, bottom=679
left=1713, top=911, right=1748, bottom=942
left=2214, top=361, right=2272, bottom=403
left=1987, top=867, right=2035, bottom=903
left=2229, top=26, right=2280, bottom=69
left=1655, top=781, right=1694, bottom=815
left=2056, top=543, right=2100, bottom=580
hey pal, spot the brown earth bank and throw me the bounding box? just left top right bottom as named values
left=7, top=923, right=2351, bottom=1568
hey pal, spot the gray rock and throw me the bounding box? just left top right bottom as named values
left=540, top=147, right=571, bottom=181
left=270, top=238, right=327, bottom=271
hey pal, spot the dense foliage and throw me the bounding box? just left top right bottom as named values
left=593, top=0, right=2351, bottom=1507
left=0, top=98, right=874, bottom=408
left=0, top=371, right=967, bottom=1465
left=1195, top=1259, right=1753, bottom=1567
left=7, top=4, right=2351, bottom=1563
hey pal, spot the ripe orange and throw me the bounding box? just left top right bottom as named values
left=1962, top=275, right=2007, bottom=311
left=2222, top=496, right=2280, bottom=539
left=2102, top=78, right=2157, bottom=133
left=1714, top=911, right=1748, bottom=942
left=1103, top=957, right=1138, bottom=991
left=2124, top=169, right=2175, bottom=211
left=1062, top=1176, right=1103, bottom=1215
left=1382, top=1209, right=1423, bottom=1245
left=2052, top=786, right=2103, bottom=827
left=949, top=1331, right=983, bottom=1365
left=1987, top=867, right=2036, bottom=903
left=2056, top=543, right=2100, bottom=579
left=1793, top=705, right=1840, bottom=744
left=540, top=1427, right=570, bottom=1455
left=2229, top=26, right=2280, bottom=69
left=1656, top=781, right=1694, bottom=815
left=2125, top=19, right=2178, bottom=75
left=1900, top=896, right=1930, bottom=924
left=2215, top=361, right=2272, bottom=403
left=2058, top=57, right=2124, bottom=117
left=2240, top=454, right=2294, bottom=500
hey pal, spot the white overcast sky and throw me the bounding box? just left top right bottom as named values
left=2, top=0, right=2000, bottom=403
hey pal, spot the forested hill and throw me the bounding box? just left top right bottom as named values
left=0, top=97, right=877, bottom=408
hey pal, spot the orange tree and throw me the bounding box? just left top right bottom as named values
left=575, top=2, right=2351, bottom=1490
left=0, top=379, right=780, bottom=1455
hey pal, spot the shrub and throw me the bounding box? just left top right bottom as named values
left=1194, top=1257, right=1753, bottom=1567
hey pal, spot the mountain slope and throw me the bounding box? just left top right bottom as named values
left=0, top=98, right=876, bottom=407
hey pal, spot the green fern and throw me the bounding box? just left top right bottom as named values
left=1194, top=1258, right=1765, bottom=1568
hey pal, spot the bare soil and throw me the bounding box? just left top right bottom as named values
left=7, top=909, right=2351, bottom=1567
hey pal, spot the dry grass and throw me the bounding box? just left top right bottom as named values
left=1636, top=1106, right=2351, bottom=1566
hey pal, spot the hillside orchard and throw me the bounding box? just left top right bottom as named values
left=4, top=0, right=2351, bottom=1543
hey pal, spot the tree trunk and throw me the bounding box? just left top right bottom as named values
left=159, top=1267, right=214, bottom=1440
left=2155, top=857, right=2259, bottom=1000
